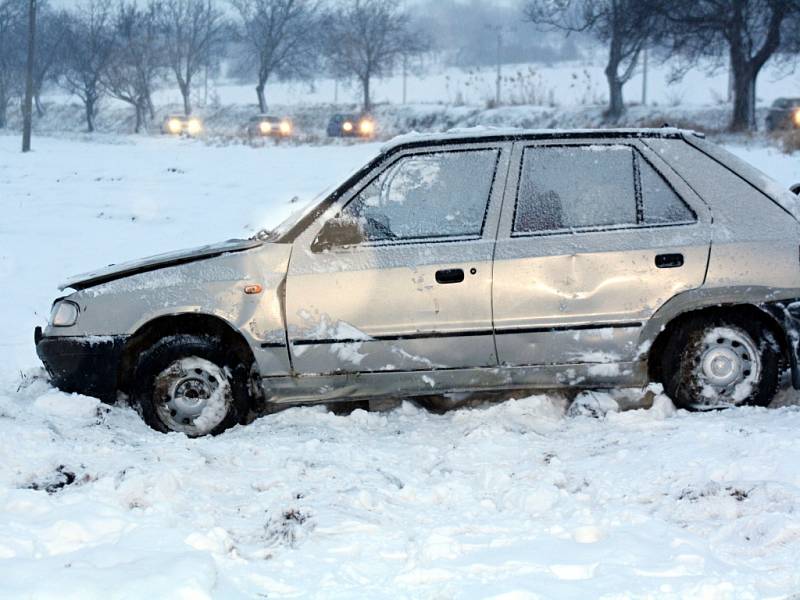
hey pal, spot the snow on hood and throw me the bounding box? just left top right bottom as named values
left=59, top=238, right=263, bottom=291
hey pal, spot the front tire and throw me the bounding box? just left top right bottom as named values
left=659, top=315, right=780, bottom=409
left=132, top=334, right=250, bottom=436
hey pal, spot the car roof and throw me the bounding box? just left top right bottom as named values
left=252, top=114, right=281, bottom=120
left=380, top=127, right=701, bottom=153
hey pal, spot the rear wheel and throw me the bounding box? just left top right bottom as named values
left=132, top=334, right=251, bottom=436
left=659, top=315, right=781, bottom=409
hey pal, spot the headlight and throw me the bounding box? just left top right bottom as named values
left=259, top=121, right=272, bottom=134
left=359, top=119, right=374, bottom=135
left=793, top=109, right=800, bottom=127
left=187, top=118, right=203, bottom=135
left=342, top=121, right=353, bottom=132
left=279, top=120, right=292, bottom=135
left=167, top=119, right=182, bottom=133
left=50, top=300, right=79, bottom=327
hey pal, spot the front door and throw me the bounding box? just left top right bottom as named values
left=285, top=143, right=511, bottom=375
left=492, top=139, right=712, bottom=368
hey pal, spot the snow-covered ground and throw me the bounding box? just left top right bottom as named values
left=2, top=133, right=800, bottom=598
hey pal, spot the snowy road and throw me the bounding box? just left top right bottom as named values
left=2, top=134, right=800, bottom=598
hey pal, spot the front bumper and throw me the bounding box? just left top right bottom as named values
left=35, top=327, right=128, bottom=401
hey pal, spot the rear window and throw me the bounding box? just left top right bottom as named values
left=684, top=136, right=800, bottom=221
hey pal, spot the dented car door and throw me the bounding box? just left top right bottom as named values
left=492, top=139, right=712, bottom=369
left=285, top=142, right=512, bottom=375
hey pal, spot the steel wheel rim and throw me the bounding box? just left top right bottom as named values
left=153, top=357, right=231, bottom=435
left=694, top=327, right=761, bottom=407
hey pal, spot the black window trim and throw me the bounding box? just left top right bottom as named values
left=323, top=147, right=504, bottom=249
left=510, top=142, right=698, bottom=239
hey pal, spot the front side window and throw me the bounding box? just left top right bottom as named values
left=339, top=149, right=500, bottom=242
left=513, top=145, right=695, bottom=235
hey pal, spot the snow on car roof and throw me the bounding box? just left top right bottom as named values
left=381, top=126, right=701, bottom=153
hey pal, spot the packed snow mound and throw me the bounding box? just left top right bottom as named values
left=2, top=384, right=800, bottom=598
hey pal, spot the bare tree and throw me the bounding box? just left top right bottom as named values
left=103, top=2, right=165, bottom=133
left=0, top=0, right=25, bottom=129
left=325, top=0, right=427, bottom=113
left=31, top=4, right=70, bottom=116
left=653, top=0, right=800, bottom=131
left=159, top=0, right=226, bottom=115
left=524, top=0, right=653, bottom=121
left=231, top=0, right=320, bottom=113
left=61, top=0, right=115, bottom=132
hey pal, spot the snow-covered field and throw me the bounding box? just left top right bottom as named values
left=2, top=133, right=800, bottom=598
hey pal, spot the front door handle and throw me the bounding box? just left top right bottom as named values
left=656, top=253, right=684, bottom=269
left=435, top=268, right=465, bottom=284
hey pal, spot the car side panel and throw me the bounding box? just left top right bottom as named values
left=44, top=244, right=294, bottom=377
left=492, top=139, right=712, bottom=367
left=284, top=142, right=512, bottom=375
left=644, top=137, right=800, bottom=292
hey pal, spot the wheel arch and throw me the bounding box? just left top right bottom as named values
left=647, top=303, right=791, bottom=385
left=117, top=312, right=259, bottom=396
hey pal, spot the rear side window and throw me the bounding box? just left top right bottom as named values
left=342, top=149, right=499, bottom=242
left=640, top=159, right=695, bottom=225
left=514, top=145, right=695, bottom=235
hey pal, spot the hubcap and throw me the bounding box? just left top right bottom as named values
left=153, top=357, right=231, bottom=435
left=695, top=327, right=760, bottom=406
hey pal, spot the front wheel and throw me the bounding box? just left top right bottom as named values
left=659, top=315, right=781, bottom=409
left=132, top=334, right=251, bottom=436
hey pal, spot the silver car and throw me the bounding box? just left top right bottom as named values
left=35, top=128, right=800, bottom=436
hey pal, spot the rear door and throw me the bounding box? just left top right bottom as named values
left=285, top=142, right=511, bottom=375
left=492, top=138, right=712, bottom=367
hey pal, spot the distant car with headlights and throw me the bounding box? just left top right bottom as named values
left=35, top=128, right=800, bottom=437
left=246, top=115, right=293, bottom=139
left=766, top=98, right=800, bottom=132
left=162, top=114, right=204, bottom=136
left=327, top=113, right=375, bottom=138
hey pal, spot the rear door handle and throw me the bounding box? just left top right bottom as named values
left=656, top=253, right=684, bottom=269
left=435, top=268, right=465, bottom=284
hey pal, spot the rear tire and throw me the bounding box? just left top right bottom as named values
left=132, top=334, right=251, bottom=436
left=659, top=314, right=780, bottom=409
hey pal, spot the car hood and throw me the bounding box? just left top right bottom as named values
left=59, top=238, right=263, bottom=291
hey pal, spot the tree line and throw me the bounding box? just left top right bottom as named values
left=1, top=0, right=798, bottom=134
left=0, top=0, right=427, bottom=132
left=524, top=0, right=800, bottom=131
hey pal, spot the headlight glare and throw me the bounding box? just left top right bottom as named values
left=359, top=119, right=374, bottom=135
left=279, top=120, right=292, bottom=134
left=793, top=109, right=800, bottom=127
left=50, top=300, right=79, bottom=327
left=187, top=118, right=203, bottom=135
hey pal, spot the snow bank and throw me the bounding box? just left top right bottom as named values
left=3, top=134, right=800, bottom=597
left=1, top=387, right=800, bottom=597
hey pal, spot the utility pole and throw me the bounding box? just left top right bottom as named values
left=641, top=46, right=648, bottom=106
left=495, top=28, right=502, bottom=106
left=22, top=0, right=37, bottom=153
left=486, top=24, right=513, bottom=107
left=402, top=54, right=408, bottom=104
left=203, top=0, right=210, bottom=106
